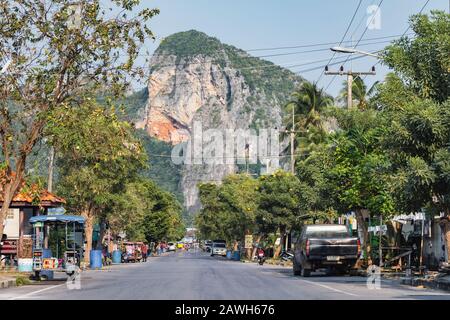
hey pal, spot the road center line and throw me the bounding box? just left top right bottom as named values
left=299, top=279, right=357, bottom=297
left=8, top=283, right=66, bottom=300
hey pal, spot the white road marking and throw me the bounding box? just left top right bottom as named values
left=8, top=283, right=66, bottom=300
left=298, top=279, right=358, bottom=297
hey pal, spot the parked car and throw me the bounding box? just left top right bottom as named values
left=293, top=224, right=360, bottom=277
left=167, top=242, right=177, bottom=252
left=211, top=242, right=227, bottom=257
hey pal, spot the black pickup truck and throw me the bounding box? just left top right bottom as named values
left=293, top=224, right=360, bottom=277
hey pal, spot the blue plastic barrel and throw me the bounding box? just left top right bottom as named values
left=112, top=250, right=122, bottom=264
left=232, top=251, right=240, bottom=261
left=41, top=249, right=54, bottom=280
left=226, top=250, right=232, bottom=260
left=90, top=250, right=103, bottom=269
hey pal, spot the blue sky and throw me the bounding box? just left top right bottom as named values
left=127, top=0, right=448, bottom=97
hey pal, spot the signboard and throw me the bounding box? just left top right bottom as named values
left=47, top=207, right=66, bottom=215
left=274, top=237, right=281, bottom=246
left=244, top=235, right=253, bottom=249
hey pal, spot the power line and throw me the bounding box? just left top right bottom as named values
left=317, top=0, right=364, bottom=83
left=137, top=33, right=412, bottom=64
left=362, top=0, right=430, bottom=81
left=325, top=0, right=384, bottom=91
left=244, top=33, right=402, bottom=52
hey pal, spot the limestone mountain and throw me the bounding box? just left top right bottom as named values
left=133, top=30, right=304, bottom=214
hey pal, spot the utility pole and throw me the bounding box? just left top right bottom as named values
left=325, top=67, right=376, bottom=108
left=379, top=215, right=383, bottom=267
left=245, top=143, right=249, bottom=175
left=290, top=107, right=295, bottom=174
left=47, top=146, right=55, bottom=192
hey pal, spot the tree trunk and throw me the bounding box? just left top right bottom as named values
left=273, top=227, right=285, bottom=259
left=97, top=219, right=106, bottom=250
left=251, top=234, right=262, bottom=260
left=444, top=216, right=450, bottom=263
left=0, top=170, right=25, bottom=242
left=355, top=208, right=370, bottom=264
left=245, top=230, right=252, bottom=260
left=81, top=209, right=95, bottom=264
left=233, top=240, right=239, bottom=251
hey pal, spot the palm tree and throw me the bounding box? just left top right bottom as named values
left=339, top=76, right=379, bottom=110
left=283, top=81, right=333, bottom=156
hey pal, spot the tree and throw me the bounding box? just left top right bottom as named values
left=195, top=174, right=259, bottom=251
left=296, top=144, right=339, bottom=224
left=283, top=81, right=333, bottom=157
left=379, top=10, right=450, bottom=261
left=383, top=11, right=450, bottom=103
left=195, top=183, right=229, bottom=241
left=338, top=76, right=379, bottom=110
left=109, top=177, right=185, bottom=243
left=217, top=174, right=260, bottom=253
left=47, top=100, right=147, bottom=262
left=142, top=182, right=185, bottom=242
left=329, top=109, right=396, bottom=261
left=0, top=0, right=159, bottom=241
left=257, top=170, right=302, bottom=258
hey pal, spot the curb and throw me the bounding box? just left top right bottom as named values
left=0, top=278, right=17, bottom=289
left=401, top=277, right=450, bottom=292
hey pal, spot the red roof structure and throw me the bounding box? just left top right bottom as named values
left=0, top=171, right=65, bottom=208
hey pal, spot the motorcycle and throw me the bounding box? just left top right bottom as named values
left=257, top=250, right=265, bottom=265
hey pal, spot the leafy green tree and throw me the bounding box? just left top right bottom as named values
left=195, top=183, right=229, bottom=241
left=48, top=100, right=147, bottom=262
left=195, top=175, right=259, bottom=250
left=109, top=178, right=185, bottom=243
left=217, top=174, right=260, bottom=252
left=296, top=145, right=339, bottom=223
left=383, top=11, right=449, bottom=103
left=378, top=10, right=450, bottom=260
left=257, top=170, right=302, bottom=257
left=330, top=109, right=395, bottom=260
left=0, top=0, right=159, bottom=241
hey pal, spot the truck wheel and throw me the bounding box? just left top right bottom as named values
left=301, top=268, right=311, bottom=277
left=293, top=260, right=301, bottom=276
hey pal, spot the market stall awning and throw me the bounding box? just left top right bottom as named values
left=29, top=215, right=85, bottom=224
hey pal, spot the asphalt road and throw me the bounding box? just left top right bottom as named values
left=1, top=250, right=450, bottom=300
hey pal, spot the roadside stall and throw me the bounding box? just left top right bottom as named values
left=121, top=241, right=143, bottom=263
left=29, top=215, right=85, bottom=280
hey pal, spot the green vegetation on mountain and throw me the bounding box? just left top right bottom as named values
left=155, top=30, right=302, bottom=103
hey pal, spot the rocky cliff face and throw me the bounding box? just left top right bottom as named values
left=136, top=30, right=303, bottom=214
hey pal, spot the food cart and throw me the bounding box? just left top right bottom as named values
left=29, top=215, right=85, bottom=279
left=121, top=241, right=143, bottom=263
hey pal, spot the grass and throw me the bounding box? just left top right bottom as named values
left=16, top=275, right=31, bottom=286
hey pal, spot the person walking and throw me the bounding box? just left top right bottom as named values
left=141, top=243, right=148, bottom=262
left=156, top=242, right=161, bottom=256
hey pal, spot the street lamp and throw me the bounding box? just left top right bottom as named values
left=330, top=46, right=381, bottom=58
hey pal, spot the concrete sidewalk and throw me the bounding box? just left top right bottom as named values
left=402, top=274, right=450, bottom=292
